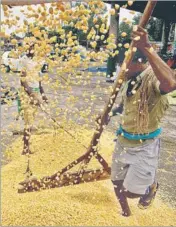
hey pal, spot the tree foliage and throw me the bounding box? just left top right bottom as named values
left=62, top=3, right=108, bottom=50
left=118, top=13, right=164, bottom=43
left=133, top=14, right=163, bottom=41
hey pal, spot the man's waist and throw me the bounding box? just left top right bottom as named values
left=116, top=125, right=162, bottom=140
left=30, top=87, right=40, bottom=92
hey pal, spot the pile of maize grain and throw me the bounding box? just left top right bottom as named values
left=2, top=127, right=176, bottom=226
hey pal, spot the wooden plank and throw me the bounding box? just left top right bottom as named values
left=1, top=0, right=65, bottom=6
left=18, top=168, right=111, bottom=193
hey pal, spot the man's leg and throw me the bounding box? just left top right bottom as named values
left=111, top=141, right=134, bottom=216
left=22, top=102, right=37, bottom=155
left=111, top=140, right=146, bottom=216
left=138, top=138, right=160, bottom=209
left=138, top=182, right=159, bottom=209
left=22, top=127, right=32, bottom=155
left=112, top=180, right=131, bottom=217
left=125, top=191, right=143, bottom=199
left=112, top=180, right=145, bottom=216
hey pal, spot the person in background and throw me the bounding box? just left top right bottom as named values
left=19, top=41, right=48, bottom=155
left=167, top=53, right=176, bottom=69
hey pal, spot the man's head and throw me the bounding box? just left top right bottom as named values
left=26, top=43, right=35, bottom=58
left=23, top=37, right=36, bottom=58
left=117, top=41, right=148, bottom=79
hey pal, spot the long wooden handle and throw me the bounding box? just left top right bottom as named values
left=84, top=1, right=158, bottom=167
left=1, top=0, right=63, bottom=6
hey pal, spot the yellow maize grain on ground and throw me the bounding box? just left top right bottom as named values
left=1, top=127, right=176, bottom=226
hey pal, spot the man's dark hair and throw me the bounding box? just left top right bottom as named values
left=116, top=40, right=147, bottom=64
left=26, top=44, right=35, bottom=58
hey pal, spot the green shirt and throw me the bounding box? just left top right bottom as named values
left=118, top=66, right=169, bottom=147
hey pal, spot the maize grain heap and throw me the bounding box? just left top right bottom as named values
left=2, top=130, right=176, bottom=226
left=1, top=0, right=176, bottom=226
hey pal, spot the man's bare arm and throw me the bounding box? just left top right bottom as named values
left=20, top=71, right=33, bottom=95
left=21, top=71, right=40, bottom=105
left=132, top=26, right=176, bottom=94
left=142, top=47, right=176, bottom=93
